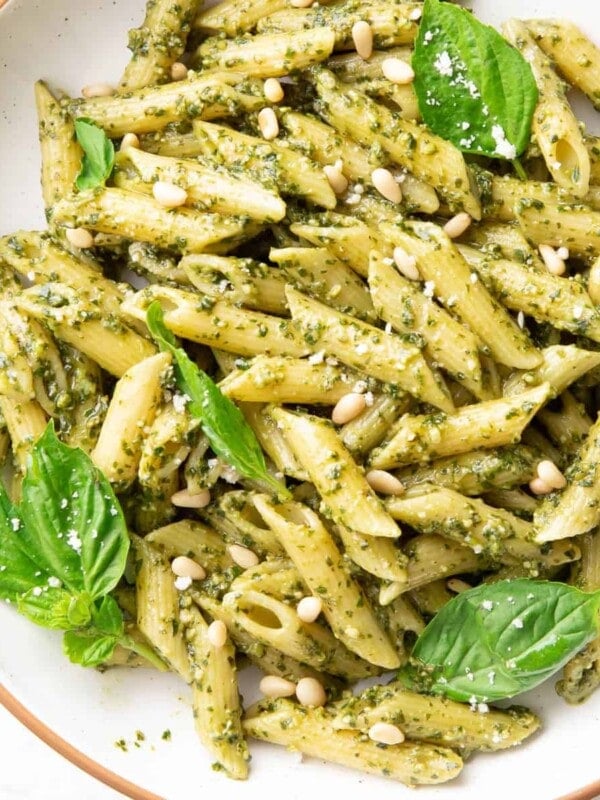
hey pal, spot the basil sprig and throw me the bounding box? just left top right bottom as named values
left=412, top=0, right=538, bottom=164
left=0, top=423, right=163, bottom=669
left=146, top=302, right=290, bottom=499
left=74, top=117, right=115, bottom=191
left=401, top=579, right=600, bottom=703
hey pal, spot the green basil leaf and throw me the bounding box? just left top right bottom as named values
left=67, top=594, right=94, bottom=628
left=146, top=302, right=290, bottom=499
left=19, top=422, right=129, bottom=599
left=17, top=586, right=80, bottom=630
left=412, top=0, right=538, bottom=160
left=74, top=117, right=115, bottom=191
left=91, top=595, right=124, bottom=637
left=63, top=629, right=118, bottom=667
left=0, top=485, right=46, bottom=601
left=409, top=579, right=600, bottom=702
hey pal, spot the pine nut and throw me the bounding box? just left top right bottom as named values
left=393, top=247, right=420, bottom=280
left=536, top=460, right=567, bottom=490
left=170, top=61, right=188, bottom=81
left=446, top=578, right=472, bottom=594
left=365, top=469, right=405, bottom=496
left=81, top=82, right=114, bottom=98
left=368, top=722, right=405, bottom=745
left=323, top=164, right=349, bottom=195
left=290, top=0, right=313, bottom=6
left=171, top=555, right=206, bottom=581
left=65, top=227, right=95, bottom=249
left=556, top=246, right=570, bottom=260
left=296, top=676, right=327, bottom=707
left=259, top=675, right=297, bottom=698
left=120, top=132, right=140, bottom=151
left=529, top=477, right=552, bottom=495
left=352, top=21, right=373, bottom=60
left=207, top=620, right=228, bottom=648
left=171, top=488, right=211, bottom=508
left=381, top=58, right=415, bottom=85
left=296, top=596, right=323, bottom=623
left=331, top=392, right=367, bottom=424
left=443, top=212, right=472, bottom=239
left=539, top=244, right=566, bottom=276
left=258, top=107, right=279, bottom=140
left=264, top=78, right=285, bottom=103
left=174, top=575, right=193, bottom=591
left=228, top=543, right=260, bottom=569
left=153, top=181, right=188, bottom=208
left=371, top=168, right=402, bottom=203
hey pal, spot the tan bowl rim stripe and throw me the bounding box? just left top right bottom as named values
left=0, top=682, right=164, bottom=800
left=555, top=781, right=600, bottom=800
left=2, top=678, right=600, bottom=800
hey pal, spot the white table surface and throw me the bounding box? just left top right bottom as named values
left=0, top=704, right=123, bottom=800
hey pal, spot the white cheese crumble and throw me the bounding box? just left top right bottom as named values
left=174, top=575, right=193, bottom=591
left=172, top=393, right=190, bottom=413
left=433, top=50, right=454, bottom=77
left=67, top=529, right=82, bottom=553
left=491, top=124, right=517, bottom=160
left=220, top=464, right=241, bottom=484
left=481, top=600, right=493, bottom=611
left=308, top=350, right=325, bottom=365
left=512, top=618, right=524, bottom=629
left=354, top=342, right=368, bottom=356
left=423, top=280, right=435, bottom=298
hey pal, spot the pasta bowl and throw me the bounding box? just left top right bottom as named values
left=1, top=0, right=600, bottom=798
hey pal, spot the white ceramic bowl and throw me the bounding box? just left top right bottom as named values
left=1, top=1, right=600, bottom=798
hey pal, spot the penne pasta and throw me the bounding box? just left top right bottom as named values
left=369, top=384, right=551, bottom=469
left=285, top=287, right=454, bottom=411
left=504, top=19, right=591, bottom=197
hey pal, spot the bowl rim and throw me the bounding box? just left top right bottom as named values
left=0, top=682, right=162, bottom=800
left=2, top=678, right=600, bottom=800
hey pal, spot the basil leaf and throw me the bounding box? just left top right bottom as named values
left=74, top=117, right=115, bottom=191
left=408, top=579, right=600, bottom=702
left=0, top=486, right=46, bottom=601
left=63, top=629, right=118, bottom=668
left=91, top=595, right=124, bottom=637
left=17, top=587, right=80, bottom=630
left=146, top=302, right=290, bottom=499
left=19, top=423, right=129, bottom=599
left=412, top=0, right=538, bottom=160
